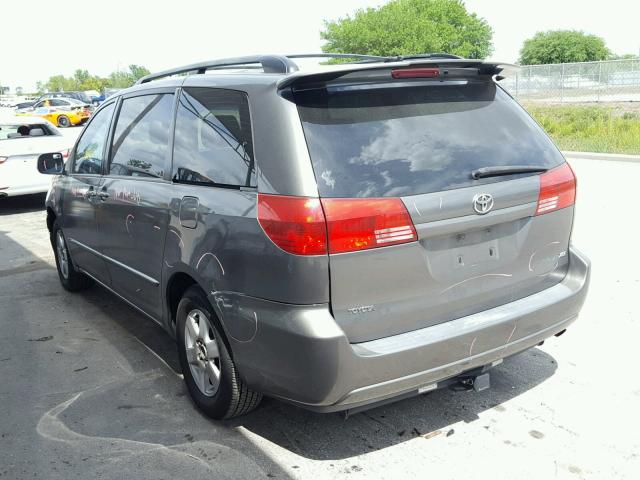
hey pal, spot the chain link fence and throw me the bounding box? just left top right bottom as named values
left=501, top=59, right=640, bottom=103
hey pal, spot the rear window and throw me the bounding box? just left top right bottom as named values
left=172, top=87, right=255, bottom=188
left=295, top=81, right=564, bottom=198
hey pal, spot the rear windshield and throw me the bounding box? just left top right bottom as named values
left=295, top=81, right=564, bottom=198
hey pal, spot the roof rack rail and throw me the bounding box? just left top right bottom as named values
left=135, top=55, right=299, bottom=84
left=385, top=53, right=463, bottom=61
left=286, top=53, right=389, bottom=63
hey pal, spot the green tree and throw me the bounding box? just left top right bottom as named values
left=320, top=0, right=493, bottom=59
left=610, top=53, right=638, bottom=60
left=39, top=64, right=150, bottom=94
left=73, top=69, right=91, bottom=87
left=108, top=70, right=133, bottom=88
left=128, top=64, right=150, bottom=82
left=108, top=65, right=151, bottom=88
left=45, top=75, right=76, bottom=92
left=519, top=30, right=611, bottom=65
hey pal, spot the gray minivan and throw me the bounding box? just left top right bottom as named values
left=38, top=54, right=590, bottom=419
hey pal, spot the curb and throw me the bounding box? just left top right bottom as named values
left=562, top=151, right=640, bottom=163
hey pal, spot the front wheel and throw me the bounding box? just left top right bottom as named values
left=176, top=286, right=262, bottom=419
left=57, top=115, right=70, bottom=128
left=51, top=220, right=92, bottom=291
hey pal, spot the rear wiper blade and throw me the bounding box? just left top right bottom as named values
left=471, top=165, right=548, bottom=180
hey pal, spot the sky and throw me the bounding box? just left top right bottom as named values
left=1, top=0, right=639, bottom=92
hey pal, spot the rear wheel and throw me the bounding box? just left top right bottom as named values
left=57, top=115, right=70, bottom=128
left=176, top=286, right=262, bottom=419
left=51, top=220, right=92, bottom=291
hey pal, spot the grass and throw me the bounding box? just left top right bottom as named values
left=524, top=104, right=640, bottom=155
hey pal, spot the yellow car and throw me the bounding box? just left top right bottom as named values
left=16, top=98, right=92, bottom=128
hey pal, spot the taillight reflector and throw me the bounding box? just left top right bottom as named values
left=536, top=163, right=576, bottom=215
left=258, top=195, right=418, bottom=255
left=391, top=68, right=440, bottom=79
left=257, top=194, right=327, bottom=255
left=321, top=197, right=417, bottom=254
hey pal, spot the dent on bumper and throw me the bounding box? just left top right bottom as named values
left=221, top=246, right=590, bottom=412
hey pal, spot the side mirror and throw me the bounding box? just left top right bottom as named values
left=37, top=152, right=65, bottom=175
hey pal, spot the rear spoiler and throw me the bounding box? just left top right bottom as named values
left=277, top=59, right=519, bottom=90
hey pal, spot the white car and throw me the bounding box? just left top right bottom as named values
left=0, top=115, right=72, bottom=198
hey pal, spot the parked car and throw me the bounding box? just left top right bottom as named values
left=84, top=90, right=100, bottom=103
left=89, top=88, right=122, bottom=106
left=12, top=101, right=35, bottom=110
left=0, top=114, right=71, bottom=198
left=90, top=93, right=104, bottom=106
left=37, top=54, right=591, bottom=420
left=16, top=91, right=94, bottom=110
left=17, top=98, right=92, bottom=127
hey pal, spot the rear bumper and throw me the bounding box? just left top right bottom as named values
left=218, top=246, right=590, bottom=412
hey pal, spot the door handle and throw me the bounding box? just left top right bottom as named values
left=84, top=187, right=96, bottom=199
left=98, top=189, right=110, bottom=200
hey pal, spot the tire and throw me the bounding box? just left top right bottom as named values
left=57, top=115, right=70, bottom=128
left=51, top=220, right=93, bottom=291
left=176, top=286, right=262, bottom=419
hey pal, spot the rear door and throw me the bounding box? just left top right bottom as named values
left=295, top=78, right=574, bottom=343
left=97, top=90, right=175, bottom=320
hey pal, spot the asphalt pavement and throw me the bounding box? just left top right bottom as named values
left=0, top=157, right=638, bottom=479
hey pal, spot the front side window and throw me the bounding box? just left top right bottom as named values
left=109, top=94, right=174, bottom=178
left=72, top=102, right=115, bottom=174
left=172, top=88, right=255, bottom=187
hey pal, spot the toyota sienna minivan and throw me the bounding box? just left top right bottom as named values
left=38, top=54, right=590, bottom=419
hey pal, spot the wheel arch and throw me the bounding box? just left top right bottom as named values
left=46, top=207, right=56, bottom=234
left=166, top=270, right=236, bottom=357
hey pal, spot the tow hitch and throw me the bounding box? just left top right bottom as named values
left=457, top=372, right=491, bottom=392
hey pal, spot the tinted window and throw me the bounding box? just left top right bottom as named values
left=72, top=102, right=115, bottom=174
left=49, top=99, right=67, bottom=107
left=296, top=81, right=564, bottom=198
left=109, top=94, right=174, bottom=178
left=173, top=88, right=255, bottom=187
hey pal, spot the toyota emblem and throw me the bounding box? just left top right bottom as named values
left=473, top=193, right=494, bottom=215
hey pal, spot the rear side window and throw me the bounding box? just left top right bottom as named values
left=72, top=102, right=115, bottom=174
left=172, top=87, right=255, bottom=188
left=295, top=81, right=564, bottom=198
left=109, top=94, right=174, bottom=178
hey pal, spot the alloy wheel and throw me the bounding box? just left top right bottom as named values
left=184, top=309, right=222, bottom=396
left=56, top=230, right=69, bottom=280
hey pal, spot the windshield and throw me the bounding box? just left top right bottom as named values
left=295, top=81, right=564, bottom=198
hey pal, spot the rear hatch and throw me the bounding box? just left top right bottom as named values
left=291, top=67, right=576, bottom=343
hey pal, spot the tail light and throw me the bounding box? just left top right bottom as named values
left=0, top=156, right=7, bottom=165
left=257, top=194, right=417, bottom=255
left=391, top=68, right=440, bottom=79
left=257, top=194, right=327, bottom=255
left=321, top=198, right=417, bottom=253
left=536, top=162, right=576, bottom=215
